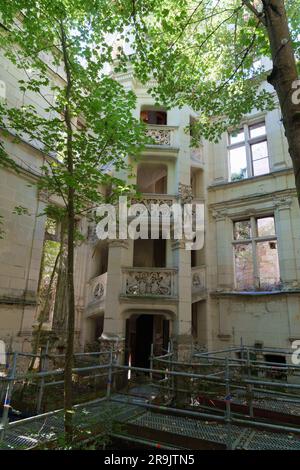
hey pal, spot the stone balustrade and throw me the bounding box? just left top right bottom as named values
left=145, top=125, right=178, bottom=147
left=131, top=194, right=176, bottom=212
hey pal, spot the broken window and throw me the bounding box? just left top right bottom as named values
left=233, top=216, right=280, bottom=291
left=228, top=121, right=270, bottom=181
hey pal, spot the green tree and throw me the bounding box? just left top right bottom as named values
left=0, top=0, right=147, bottom=441
left=128, top=0, right=300, bottom=202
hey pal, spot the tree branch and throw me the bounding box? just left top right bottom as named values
left=242, top=0, right=266, bottom=25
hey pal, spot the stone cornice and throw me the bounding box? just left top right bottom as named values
left=209, top=188, right=296, bottom=217
left=208, top=167, right=294, bottom=191
left=108, top=239, right=129, bottom=249
left=119, top=294, right=178, bottom=305
left=0, top=296, right=37, bottom=306
left=210, top=289, right=300, bottom=298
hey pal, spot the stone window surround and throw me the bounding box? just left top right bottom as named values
left=227, top=120, right=270, bottom=181
left=232, top=214, right=279, bottom=290
left=211, top=191, right=297, bottom=292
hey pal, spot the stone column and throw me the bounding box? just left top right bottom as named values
left=103, top=239, right=132, bottom=338
left=212, top=135, right=228, bottom=184
left=212, top=209, right=234, bottom=289
left=172, top=238, right=192, bottom=359
left=274, top=196, right=298, bottom=287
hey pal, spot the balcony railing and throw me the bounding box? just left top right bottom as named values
left=192, top=266, right=206, bottom=294
left=131, top=194, right=176, bottom=212
left=87, top=272, right=107, bottom=306
left=122, top=267, right=178, bottom=298
left=145, top=125, right=178, bottom=147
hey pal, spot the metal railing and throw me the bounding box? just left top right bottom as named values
left=1, top=344, right=300, bottom=449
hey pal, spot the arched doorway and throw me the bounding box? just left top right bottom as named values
left=125, top=314, right=170, bottom=369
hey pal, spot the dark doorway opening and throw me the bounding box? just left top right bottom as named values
left=133, top=239, right=166, bottom=268
left=135, top=315, right=153, bottom=369
left=125, top=314, right=170, bottom=370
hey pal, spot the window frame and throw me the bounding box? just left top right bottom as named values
left=232, top=215, right=280, bottom=290
left=228, top=121, right=270, bottom=181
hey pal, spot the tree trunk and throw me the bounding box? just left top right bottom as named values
left=262, top=0, right=300, bottom=205
left=60, top=22, right=75, bottom=443
left=52, top=223, right=68, bottom=338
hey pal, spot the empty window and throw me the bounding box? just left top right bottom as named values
left=140, top=110, right=167, bottom=125
left=265, top=355, right=287, bottom=380
left=137, top=163, right=167, bottom=194
left=233, top=216, right=280, bottom=290
left=228, top=121, right=270, bottom=181
left=133, top=239, right=166, bottom=268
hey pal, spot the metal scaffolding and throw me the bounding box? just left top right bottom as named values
left=0, top=345, right=300, bottom=450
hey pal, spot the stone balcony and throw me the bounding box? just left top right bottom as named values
left=144, top=125, right=179, bottom=158
left=145, top=124, right=179, bottom=147
left=121, top=267, right=178, bottom=300
left=86, top=272, right=107, bottom=315
left=144, top=125, right=203, bottom=164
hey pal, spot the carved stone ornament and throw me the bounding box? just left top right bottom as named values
left=145, top=127, right=171, bottom=146
left=211, top=208, right=228, bottom=220
left=274, top=195, right=293, bottom=210
left=125, top=270, right=173, bottom=297
left=178, top=183, right=193, bottom=203
left=93, top=282, right=104, bottom=299
left=193, top=273, right=202, bottom=288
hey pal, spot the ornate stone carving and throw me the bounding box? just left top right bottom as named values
left=192, top=267, right=206, bottom=292
left=124, top=269, right=176, bottom=297
left=93, top=282, right=104, bottom=299
left=135, top=198, right=173, bottom=207
left=178, top=183, right=193, bottom=203
left=131, top=196, right=174, bottom=214
left=274, top=195, right=293, bottom=210
left=192, top=273, right=202, bottom=289
left=211, top=208, right=228, bottom=221
left=88, top=273, right=107, bottom=305
left=145, top=127, right=171, bottom=146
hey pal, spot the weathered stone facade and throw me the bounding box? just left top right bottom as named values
left=1, top=53, right=300, bottom=362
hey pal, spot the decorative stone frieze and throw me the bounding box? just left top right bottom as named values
left=122, top=268, right=177, bottom=297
